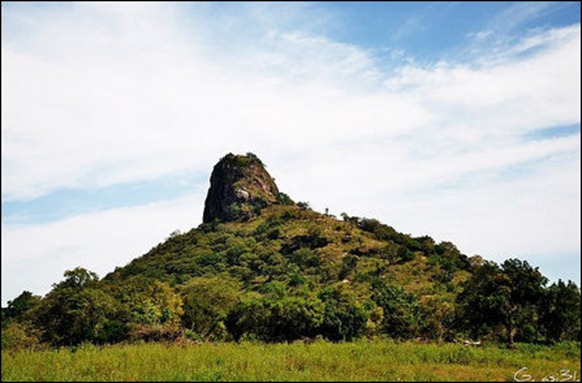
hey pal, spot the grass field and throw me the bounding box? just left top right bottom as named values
left=2, top=340, right=580, bottom=381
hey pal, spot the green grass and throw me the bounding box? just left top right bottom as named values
left=2, top=340, right=580, bottom=382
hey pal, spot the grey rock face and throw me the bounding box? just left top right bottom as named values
left=202, top=153, right=279, bottom=223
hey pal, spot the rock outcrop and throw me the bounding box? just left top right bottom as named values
left=202, top=153, right=280, bottom=223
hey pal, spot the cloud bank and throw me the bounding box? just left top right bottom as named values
left=2, top=3, right=580, bottom=303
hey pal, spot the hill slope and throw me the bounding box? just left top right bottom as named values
left=108, top=153, right=472, bottom=292
left=102, top=153, right=474, bottom=341
left=4, top=153, right=578, bottom=348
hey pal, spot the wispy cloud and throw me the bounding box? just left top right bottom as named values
left=488, top=2, right=556, bottom=34
left=2, top=3, right=580, bottom=303
left=464, top=2, right=579, bottom=60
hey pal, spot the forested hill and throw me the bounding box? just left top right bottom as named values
left=2, top=153, right=580, bottom=349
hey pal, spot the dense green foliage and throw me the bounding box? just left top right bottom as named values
left=3, top=340, right=580, bottom=382
left=2, top=185, right=580, bottom=349
left=456, top=259, right=551, bottom=347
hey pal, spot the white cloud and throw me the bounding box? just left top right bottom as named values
left=2, top=193, right=204, bottom=304
left=3, top=4, right=579, bottom=200
left=388, top=25, right=580, bottom=121
left=2, top=3, right=580, bottom=303
left=467, top=30, right=494, bottom=41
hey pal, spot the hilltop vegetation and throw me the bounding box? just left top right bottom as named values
left=2, top=153, right=580, bottom=350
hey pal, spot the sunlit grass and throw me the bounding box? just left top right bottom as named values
left=2, top=340, right=580, bottom=381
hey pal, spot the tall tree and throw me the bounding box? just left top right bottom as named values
left=501, top=259, right=547, bottom=345
left=32, top=268, right=119, bottom=346
left=539, top=280, right=581, bottom=342
left=456, top=259, right=547, bottom=347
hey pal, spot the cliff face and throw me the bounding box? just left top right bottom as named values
left=202, top=153, right=280, bottom=223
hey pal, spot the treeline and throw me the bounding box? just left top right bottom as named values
left=2, top=211, right=580, bottom=349
left=3, top=263, right=579, bottom=350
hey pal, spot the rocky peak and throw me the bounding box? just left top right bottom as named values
left=202, top=153, right=280, bottom=223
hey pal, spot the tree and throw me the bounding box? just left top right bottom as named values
left=539, top=280, right=581, bottom=342
left=181, top=275, right=241, bottom=340
left=371, top=280, right=421, bottom=339
left=115, top=277, right=183, bottom=327
left=100, top=276, right=184, bottom=342
left=501, top=259, right=547, bottom=346
left=4, top=291, right=41, bottom=321
left=456, top=261, right=504, bottom=339
left=226, top=290, right=325, bottom=342
left=318, top=285, right=368, bottom=341
left=53, top=267, right=99, bottom=289
left=32, top=269, right=120, bottom=346
left=269, top=296, right=324, bottom=342
left=225, top=293, right=270, bottom=341
left=456, top=259, right=547, bottom=347
left=419, top=295, right=455, bottom=341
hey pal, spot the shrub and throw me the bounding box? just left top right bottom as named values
left=131, top=324, right=183, bottom=342
left=277, top=192, right=294, bottom=205
left=2, top=321, right=44, bottom=350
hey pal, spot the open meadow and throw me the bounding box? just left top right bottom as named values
left=2, top=340, right=580, bottom=382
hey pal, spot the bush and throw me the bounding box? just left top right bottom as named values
left=131, top=324, right=182, bottom=342
left=2, top=321, right=44, bottom=350
left=277, top=192, right=294, bottom=205
left=95, top=320, right=130, bottom=344
left=226, top=294, right=324, bottom=342
left=297, top=201, right=311, bottom=210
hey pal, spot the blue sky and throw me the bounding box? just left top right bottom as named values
left=2, top=2, right=580, bottom=305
